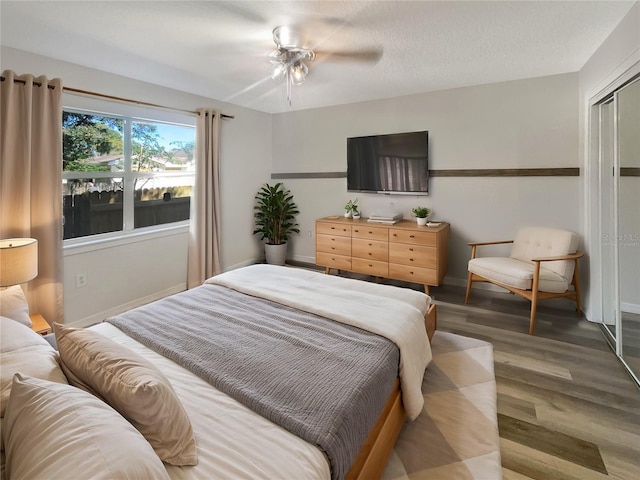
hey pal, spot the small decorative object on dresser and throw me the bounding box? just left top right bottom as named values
left=253, top=183, right=300, bottom=265
left=344, top=198, right=359, bottom=219
left=411, top=207, right=431, bottom=226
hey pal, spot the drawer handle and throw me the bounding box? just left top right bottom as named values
left=369, top=264, right=373, bottom=267
left=410, top=258, right=414, bottom=262
left=368, top=243, right=372, bottom=246
left=354, top=229, right=359, bottom=232
left=393, top=234, right=397, bottom=237
left=331, top=227, right=335, bottom=230
left=409, top=248, right=414, bottom=251
left=410, top=271, right=414, bottom=275
left=368, top=253, right=372, bottom=256
left=410, top=235, right=415, bottom=238
left=368, top=231, right=373, bottom=234
left=331, top=247, right=335, bottom=250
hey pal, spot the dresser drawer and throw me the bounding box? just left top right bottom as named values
left=316, top=252, right=352, bottom=270
left=352, top=258, right=389, bottom=277
left=316, top=222, right=351, bottom=237
left=388, top=263, right=437, bottom=285
left=389, top=229, right=436, bottom=246
left=316, top=234, right=351, bottom=255
left=389, top=243, right=436, bottom=268
left=351, top=225, right=388, bottom=241
left=352, top=238, right=388, bottom=262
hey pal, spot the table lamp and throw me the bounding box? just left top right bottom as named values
left=0, top=238, right=38, bottom=287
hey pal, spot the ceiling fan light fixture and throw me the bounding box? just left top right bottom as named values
left=270, top=62, right=286, bottom=80
left=291, top=61, right=308, bottom=85
left=269, top=25, right=315, bottom=106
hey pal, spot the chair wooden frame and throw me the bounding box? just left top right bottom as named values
left=464, top=240, right=584, bottom=334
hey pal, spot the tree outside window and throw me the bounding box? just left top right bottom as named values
left=62, top=110, right=195, bottom=240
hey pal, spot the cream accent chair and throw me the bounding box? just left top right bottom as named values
left=464, top=227, right=584, bottom=335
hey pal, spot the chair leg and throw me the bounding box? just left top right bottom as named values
left=465, top=272, right=474, bottom=304
left=529, top=261, right=542, bottom=335
left=529, top=295, right=538, bottom=335
left=573, top=259, right=583, bottom=317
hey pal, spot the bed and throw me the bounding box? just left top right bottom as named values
left=1, top=264, right=435, bottom=480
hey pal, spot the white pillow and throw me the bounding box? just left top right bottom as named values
left=3, top=373, right=170, bottom=480
left=0, top=286, right=31, bottom=327
left=0, top=317, right=67, bottom=418
left=55, top=323, right=198, bottom=466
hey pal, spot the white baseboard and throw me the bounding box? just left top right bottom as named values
left=622, top=302, right=640, bottom=315
left=65, top=283, right=187, bottom=328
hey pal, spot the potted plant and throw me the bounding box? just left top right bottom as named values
left=344, top=198, right=359, bottom=219
left=253, top=182, right=300, bottom=265
left=411, top=206, right=431, bottom=226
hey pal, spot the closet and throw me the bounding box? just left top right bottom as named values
left=592, top=70, right=640, bottom=384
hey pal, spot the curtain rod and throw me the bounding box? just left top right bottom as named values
left=0, top=76, right=235, bottom=119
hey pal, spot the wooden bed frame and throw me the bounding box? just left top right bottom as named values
left=346, top=302, right=437, bottom=479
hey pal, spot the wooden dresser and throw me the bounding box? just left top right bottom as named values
left=315, top=217, right=450, bottom=294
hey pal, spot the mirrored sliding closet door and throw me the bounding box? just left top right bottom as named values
left=594, top=72, right=640, bottom=384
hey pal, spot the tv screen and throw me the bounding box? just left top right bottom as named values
left=347, top=131, right=429, bottom=195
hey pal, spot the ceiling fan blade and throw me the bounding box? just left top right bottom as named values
left=313, top=49, right=383, bottom=64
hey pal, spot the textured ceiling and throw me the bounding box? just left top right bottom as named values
left=0, top=1, right=635, bottom=113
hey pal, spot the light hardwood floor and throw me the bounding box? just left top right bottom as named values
left=433, top=284, right=639, bottom=480
left=312, top=266, right=640, bottom=480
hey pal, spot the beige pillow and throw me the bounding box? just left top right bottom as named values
left=0, top=317, right=67, bottom=418
left=54, top=323, right=198, bottom=466
left=3, top=373, right=170, bottom=480
left=0, top=286, right=31, bottom=327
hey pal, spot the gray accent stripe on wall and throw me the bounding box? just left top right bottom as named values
left=271, top=172, right=347, bottom=179
left=271, top=168, right=579, bottom=180
left=621, top=168, right=640, bottom=177
left=429, top=168, right=580, bottom=177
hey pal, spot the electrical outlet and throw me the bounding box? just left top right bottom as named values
left=75, top=273, right=88, bottom=288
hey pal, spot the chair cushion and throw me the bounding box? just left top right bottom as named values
left=509, top=227, right=578, bottom=281
left=469, top=257, right=569, bottom=293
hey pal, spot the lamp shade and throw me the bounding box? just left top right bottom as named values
left=0, top=238, right=38, bottom=287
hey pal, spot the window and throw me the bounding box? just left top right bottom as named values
left=62, top=110, right=195, bottom=240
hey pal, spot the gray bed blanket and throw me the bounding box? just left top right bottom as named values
left=107, top=283, right=399, bottom=480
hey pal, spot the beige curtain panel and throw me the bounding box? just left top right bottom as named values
left=187, top=108, right=222, bottom=288
left=0, top=70, right=64, bottom=324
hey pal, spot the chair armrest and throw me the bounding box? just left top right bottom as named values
left=467, top=240, right=514, bottom=247
left=531, top=251, right=584, bottom=262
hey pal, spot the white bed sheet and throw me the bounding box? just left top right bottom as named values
left=90, top=322, right=331, bottom=480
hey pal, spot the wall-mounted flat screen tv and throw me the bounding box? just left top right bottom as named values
left=347, top=130, right=429, bottom=195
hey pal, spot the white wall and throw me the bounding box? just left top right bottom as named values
left=4, top=0, right=637, bottom=326
left=1, top=47, right=272, bottom=326
left=272, top=73, right=580, bottom=285
left=578, top=2, right=640, bottom=321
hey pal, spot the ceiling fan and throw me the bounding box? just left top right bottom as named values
left=268, top=25, right=382, bottom=106
left=268, top=26, right=315, bottom=105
